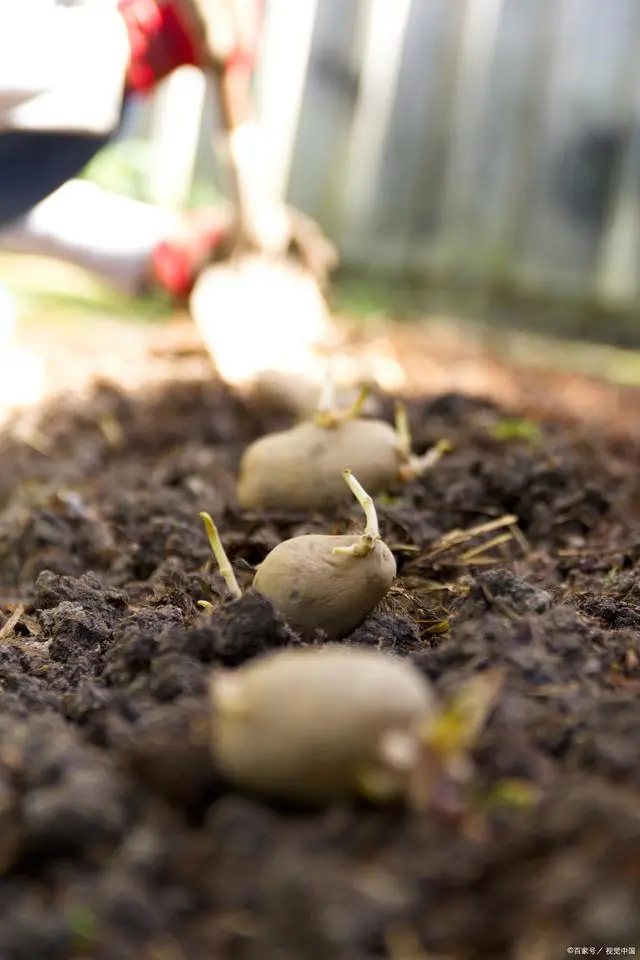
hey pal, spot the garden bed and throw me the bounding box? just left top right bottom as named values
left=0, top=335, right=639, bottom=959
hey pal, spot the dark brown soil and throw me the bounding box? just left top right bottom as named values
left=1, top=363, right=640, bottom=960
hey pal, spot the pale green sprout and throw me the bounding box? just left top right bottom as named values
left=199, top=511, right=242, bottom=601
left=313, top=363, right=371, bottom=429
left=332, top=469, right=380, bottom=558
left=394, top=401, right=452, bottom=480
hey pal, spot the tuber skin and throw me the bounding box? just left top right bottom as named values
left=251, top=470, right=395, bottom=639
left=209, top=644, right=436, bottom=804
left=236, top=373, right=449, bottom=512
left=200, top=471, right=395, bottom=639
left=238, top=417, right=399, bottom=512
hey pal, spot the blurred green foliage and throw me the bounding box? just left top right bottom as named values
left=81, top=140, right=153, bottom=202
left=491, top=418, right=542, bottom=444
left=81, top=140, right=223, bottom=209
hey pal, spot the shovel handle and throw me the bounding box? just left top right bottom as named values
left=215, top=60, right=253, bottom=134
left=212, top=63, right=266, bottom=251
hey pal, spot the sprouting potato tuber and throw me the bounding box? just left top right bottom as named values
left=200, top=471, right=396, bottom=640
left=251, top=470, right=395, bottom=639
left=209, top=644, right=437, bottom=804
left=237, top=369, right=449, bottom=512
left=238, top=416, right=397, bottom=512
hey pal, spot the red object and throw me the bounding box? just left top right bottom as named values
left=118, top=0, right=262, bottom=94
left=150, top=208, right=230, bottom=298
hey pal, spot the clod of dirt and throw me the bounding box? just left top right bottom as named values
left=41, top=601, right=111, bottom=663
left=347, top=610, right=421, bottom=655
left=201, top=589, right=296, bottom=666
left=458, top=568, right=553, bottom=620
left=101, top=606, right=185, bottom=689
left=35, top=570, right=127, bottom=619
left=0, top=779, right=21, bottom=873
left=114, top=697, right=218, bottom=814
left=0, top=713, right=134, bottom=866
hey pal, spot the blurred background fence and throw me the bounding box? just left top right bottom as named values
left=100, top=0, right=640, bottom=313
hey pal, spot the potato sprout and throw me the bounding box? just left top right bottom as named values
left=209, top=644, right=437, bottom=804
left=200, top=470, right=396, bottom=639
left=236, top=369, right=449, bottom=512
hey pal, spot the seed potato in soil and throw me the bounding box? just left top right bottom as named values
left=0, top=371, right=640, bottom=960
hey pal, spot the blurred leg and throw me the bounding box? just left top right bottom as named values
left=0, top=179, right=180, bottom=296
left=0, top=130, right=110, bottom=228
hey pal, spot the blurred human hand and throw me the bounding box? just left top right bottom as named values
left=150, top=203, right=338, bottom=299
left=173, top=0, right=262, bottom=73
left=118, top=0, right=261, bottom=93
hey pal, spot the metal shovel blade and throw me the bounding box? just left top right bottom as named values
left=189, top=253, right=339, bottom=410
